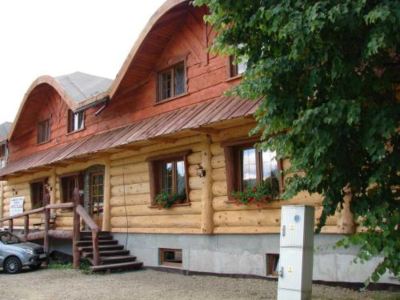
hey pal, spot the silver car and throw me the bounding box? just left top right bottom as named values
left=0, top=231, right=47, bottom=274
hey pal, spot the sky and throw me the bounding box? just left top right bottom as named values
left=0, top=0, right=165, bottom=124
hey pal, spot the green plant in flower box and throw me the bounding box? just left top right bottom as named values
left=232, top=178, right=280, bottom=205
left=155, top=191, right=186, bottom=209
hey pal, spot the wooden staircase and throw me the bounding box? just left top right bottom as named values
left=77, top=231, right=143, bottom=272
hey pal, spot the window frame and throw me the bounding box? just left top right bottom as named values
left=156, top=61, right=187, bottom=103
left=223, top=139, right=283, bottom=202
left=37, top=119, right=51, bottom=144
left=67, top=110, right=85, bottom=133
left=30, top=178, right=48, bottom=209
left=227, top=55, right=247, bottom=79
left=60, top=173, right=83, bottom=204
left=0, top=142, right=7, bottom=168
left=89, top=171, right=105, bottom=217
left=147, top=150, right=191, bottom=207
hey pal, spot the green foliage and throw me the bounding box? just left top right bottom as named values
left=155, top=191, right=186, bottom=209
left=195, top=0, right=400, bottom=282
left=232, top=178, right=280, bottom=205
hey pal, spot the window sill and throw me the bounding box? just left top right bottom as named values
left=148, top=202, right=191, bottom=209
left=66, top=128, right=85, bottom=136
left=155, top=92, right=189, bottom=105
left=226, top=74, right=243, bottom=82
left=37, top=140, right=51, bottom=146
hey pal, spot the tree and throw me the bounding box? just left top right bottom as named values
left=195, top=0, right=400, bottom=282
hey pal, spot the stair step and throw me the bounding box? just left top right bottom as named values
left=90, top=261, right=143, bottom=272
left=80, top=231, right=111, bottom=237
left=78, top=244, right=124, bottom=252
left=79, top=235, right=114, bottom=241
left=87, top=255, right=136, bottom=265
left=77, top=240, right=118, bottom=247
left=82, top=249, right=130, bottom=258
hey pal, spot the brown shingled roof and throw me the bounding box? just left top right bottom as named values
left=0, top=96, right=258, bottom=178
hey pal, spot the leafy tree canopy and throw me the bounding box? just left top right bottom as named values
left=194, top=0, right=400, bottom=282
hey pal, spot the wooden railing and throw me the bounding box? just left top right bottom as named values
left=0, top=188, right=101, bottom=268
left=72, top=187, right=100, bottom=268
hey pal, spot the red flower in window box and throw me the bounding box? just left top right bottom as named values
left=231, top=178, right=280, bottom=205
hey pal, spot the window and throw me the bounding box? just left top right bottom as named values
left=37, top=119, right=50, bottom=144
left=0, top=143, right=7, bottom=168
left=30, top=179, right=48, bottom=209
left=229, top=55, right=247, bottom=78
left=266, top=253, right=280, bottom=277
left=159, top=248, right=182, bottom=268
left=224, top=141, right=282, bottom=200
left=147, top=151, right=190, bottom=206
left=90, top=172, right=104, bottom=216
left=157, top=61, right=186, bottom=102
left=68, top=110, right=85, bottom=133
left=61, top=174, right=83, bottom=203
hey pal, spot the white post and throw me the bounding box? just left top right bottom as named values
left=278, top=205, right=315, bottom=300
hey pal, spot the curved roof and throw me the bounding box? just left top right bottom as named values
left=9, top=72, right=112, bottom=140
left=109, top=0, right=190, bottom=98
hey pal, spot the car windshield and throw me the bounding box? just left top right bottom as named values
left=0, top=232, right=20, bottom=245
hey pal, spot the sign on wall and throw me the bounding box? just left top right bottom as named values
left=9, top=197, right=24, bottom=216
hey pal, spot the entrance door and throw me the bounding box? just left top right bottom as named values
left=89, top=172, right=104, bottom=228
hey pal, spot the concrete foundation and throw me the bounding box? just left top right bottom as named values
left=112, top=233, right=399, bottom=285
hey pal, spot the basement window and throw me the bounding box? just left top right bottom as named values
left=157, top=61, right=186, bottom=102
left=37, top=119, right=51, bottom=144
left=68, top=110, right=85, bottom=133
left=159, top=248, right=182, bottom=268
left=266, top=253, right=280, bottom=277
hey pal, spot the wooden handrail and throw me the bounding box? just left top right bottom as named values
left=76, top=205, right=99, bottom=232
left=0, top=202, right=74, bottom=223
left=0, top=207, right=45, bottom=222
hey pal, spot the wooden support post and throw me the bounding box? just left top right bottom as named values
left=102, top=158, right=111, bottom=231
left=337, top=190, right=355, bottom=234
left=9, top=219, right=13, bottom=233
left=200, top=136, right=214, bottom=234
left=92, top=230, right=100, bottom=266
left=24, top=215, right=29, bottom=241
left=0, top=181, right=3, bottom=228
left=43, top=208, right=50, bottom=254
left=49, top=168, right=57, bottom=217
left=72, top=187, right=81, bottom=269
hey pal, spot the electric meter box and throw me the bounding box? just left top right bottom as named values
left=280, top=205, right=314, bottom=248
left=278, top=205, right=315, bottom=300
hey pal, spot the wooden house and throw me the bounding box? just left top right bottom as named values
left=0, top=0, right=396, bottom=283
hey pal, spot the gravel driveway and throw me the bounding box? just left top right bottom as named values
left=0, top=268, right=398, bottom=300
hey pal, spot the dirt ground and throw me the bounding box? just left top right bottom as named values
left=0, top=268, right=398, bottom=300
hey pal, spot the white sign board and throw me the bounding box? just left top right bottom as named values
left=9, top=197, right=24, bottom=216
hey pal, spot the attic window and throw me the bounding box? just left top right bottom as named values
left=157, top=61, right=186, bottom=102
left=68, top=110, right=85, bottom=133
left=229, top=55, right=247, bottom=78
left=0, top=143, right=7, bottom=168
left=37, top=119, right=51, bottom=144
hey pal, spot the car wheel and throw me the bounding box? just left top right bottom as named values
left=29, top=263, right=42, bottom=271
left=4, top=256, right=22, bottom=274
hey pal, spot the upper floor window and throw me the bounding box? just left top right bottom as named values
left=0, top=143, right=7, bottom=168
left=147, top=151, right=190, bottom=207
left=157, top=61, right=186, bottom=102
left=229, top=55, right=247, bottom=78
left=68, top=110, right=85, bottom=133
left=37, top=119, right=50, bottom=144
